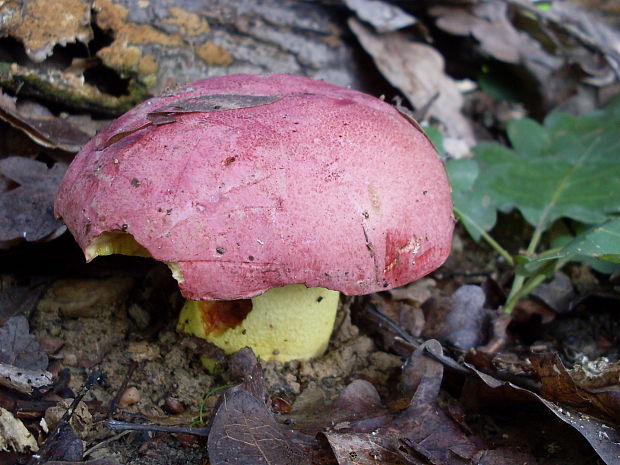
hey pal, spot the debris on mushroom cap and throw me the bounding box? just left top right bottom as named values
left=55, top=73, right=454, bottom=300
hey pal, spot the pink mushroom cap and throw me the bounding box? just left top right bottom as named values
left=55, top=74, right=454, bottom=300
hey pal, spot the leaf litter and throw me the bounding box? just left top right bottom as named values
left=0, top=92, right=91, bottom=153
left=0, top=156, right=67, bottom=245
left=349, top=17, right=475, bottom=157
left=0, top=315, right=48, bottom=370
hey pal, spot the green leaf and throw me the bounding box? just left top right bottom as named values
left=422, top=124, right=445, bottom=156
left=451, top=97, right=620, bottom=243
left=555, top=218, right=620, bottom=263
left=446, top=158, right=478, bottom=191
left=520, top=218, right=620, bottom=275
left=515, top=254, right=557, bottom=278
left=507, top=118, right=550, bottom=156
left=446, top=158, right=497, bottom=241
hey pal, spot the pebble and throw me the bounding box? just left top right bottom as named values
left=119, top=386, right=141, bottom=407
left=127, top=341, right=160, bottom=362
left=163, top=396, right=185, bottom=414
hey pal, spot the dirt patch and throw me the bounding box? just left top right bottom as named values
left=27, top=268, right=409, bottom=464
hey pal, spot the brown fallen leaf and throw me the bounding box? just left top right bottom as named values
left=0, top=93, right=91, bottom=153
left=331, top=379, right=388, bottom=423
left=207, top=386, right=311, bottom=465
left=0, top=156, right=67, bottom=246
left=428, top=0, right=619, bottom=110
left=517, top=0, right=620, bottom=83
left=228, top=347, right=267, bottom=403
left=286, top=378, right=391, bottom=436
left=0, top=362, right=53, bottom=393
left=320, top=431, right=404, bottom=465
left=388, top=277, right=436, bottom=305
left=28, top=372, right=102, bottom=465
left=0, top=316, right=48, bottom=370
left=441, top=285, right=490, bottom=351
left=388, top=341, right=482, bottom=464
left=39, top=423, right=83, bottom=462
left=465, top=363, right=620, bottom=465
left=0, top=281, right=48, bottom=320
left=44, top=461, right=121, bottom=465
left=530, top=271, right=575, bottom=314
left=431, top=3, right=525, bottom=64
left=322, top=340, right=535, bottom=465
left=348, top=17, right=475, bottom=156
left=530, top=352, right=620, bottom=423
left=0, top=406, right=39, bottom=452
left=473, top=449, right=537, bottom=465
left=344, top=0, right=417, bottom=33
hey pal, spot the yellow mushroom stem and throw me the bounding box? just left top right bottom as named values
left=85, top=231, right=340, bottom=362
left=177, top=285, right=340, bottom=362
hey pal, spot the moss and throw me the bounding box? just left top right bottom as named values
left=0, top=63, right=149, bottom=114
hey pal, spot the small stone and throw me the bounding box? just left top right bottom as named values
left=49, top=326, right=61, bottom=337
left=119, top=386, right=140, bottom=407
left=163, top=396, right=185, bottom=414
left=127, top=341, right=160, bottom=362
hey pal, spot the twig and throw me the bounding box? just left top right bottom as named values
left=106, top=419, right=210, bottom=437
left=365, top=304, right=472, bottom=376
left=83, top=430, right=132, bottom=457
left=27, top=371, right=102, bottom=465
left=108, top=361, right=137, bottom=418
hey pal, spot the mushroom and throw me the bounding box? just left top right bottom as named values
left=55, top=74, right=454, bottom=362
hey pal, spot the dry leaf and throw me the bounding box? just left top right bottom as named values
left=348, top=18, right=475, bottom=156
left=0, top=92, right=91, bottom=152
left=530, top=271, right=575, bottom=314
left=208, top=386, right=310, bottom=465
left=0, top=281, right=47, bottom=319
left=344, top=0, right=416, bottom=33
left=388, top=277, right=436, bottom=304
left=530, top=352, right=620, bottom=423
left=0, top=362, right=53, bottom=393
left=0, top=407, right=39, bottom=452
left=467, top=364, right=620, bottom=465
left=0, top=315, right=48, bottom=370
left=0, top=156, right=67, bottom=246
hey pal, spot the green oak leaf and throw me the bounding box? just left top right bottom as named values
left=519, top=218, right=620, bottom=275
left=551, top=218, right=620, bottom=263
left=449, top=96, right=620, bottom=242
left=446, top=158, right=497, bottom=241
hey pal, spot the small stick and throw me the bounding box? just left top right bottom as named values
left=27, top=371, right=102, bottom=465
left=365, top=304, right=472, bottom=376
left=108, top=361, right=137, bottom=418
left=106, top=419, right=210, bottom=437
